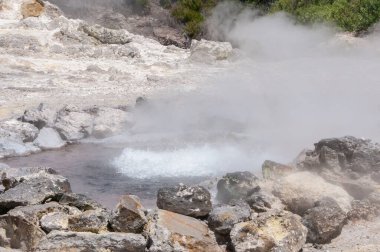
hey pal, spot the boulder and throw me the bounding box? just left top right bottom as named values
left=82, top=24, right=132, bottom=45
left=217, top=171, right=259, bottom=203
left=145, top=209, right=222, bottom=252
left=302, top=197, right=347, bottom=244
left=245, top=190, right=283, bottom=213
left=7, top=202, right=80, bottom=227
left=68, top=209, right=110, bottom=234
left=92, top=107, right=134, bottom=138
left=273, top=172, right=352, bottom=215
left=20, top=104, right=57, bottom=130
left=207, top=200, right=251, bottom=242
left=57, top=193, right=104, bottom=211
left=153, top=27, right=188, bottom=48
left=34, top=231, right=146, bottom=252
left=54, top=105, right=94, bottom=141
left=21, top=0, right=44, bottom=19
left=347, top=199, right=378, bottom=220
left=0, top=170, right=71, bottom=214
left=110, top=195, right=147, bottom=233
left=40, top=212, right=69, bottom=232
left=33, top=127, right=66, bottom=150
left=190, top=39, right=233, bottom=62
left=0, top=128, right=40, bottom=159
left=0, top=215, right=46, bottom=251
left=262, top=160, right=293, bottom=180
left=230, top=210, right=307, bottom=252
left=0, top=119, right=39, bottom=143
left=157, top=184, right=212, bottom=218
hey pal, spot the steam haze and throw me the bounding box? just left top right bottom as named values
left=125, top=3, right=380, bottom=167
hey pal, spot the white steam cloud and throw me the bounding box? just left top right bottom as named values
left=113, top=2, right=380, bottom=177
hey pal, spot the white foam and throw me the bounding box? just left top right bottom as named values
left=112, top=144, right=261, bottom=179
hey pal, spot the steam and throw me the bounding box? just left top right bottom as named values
left=113, top=3, right=380, bottom=177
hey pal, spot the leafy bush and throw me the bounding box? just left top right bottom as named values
left=272, top=0, right=380, bottom=33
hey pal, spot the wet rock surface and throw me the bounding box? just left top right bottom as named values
left=157, top=184, right=212, bottom=217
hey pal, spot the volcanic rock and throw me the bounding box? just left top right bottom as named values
left=302, top=197, right=347, bottom=244
left=145, top=209, right=222, bottom=252
left=92, top=107, right=134, bottom=138
left=0, top=215, right=46, bottom=251
left=68, top=209, right=110, bottom=233
left=34, top=231, right=146, bottom=252
left=110, top=195, right=147, bottom=233
left=157, top=184, right=212, bottom=218
left=190, top=39, right=233, bottom=62
left=20, top=104, right=57, bottom=130
left=21, top=0, right=44, bottom=19
left=217, top=171, right=259, bottom=204
left=0, top=119, right=39, bottom=143
left=230, top=210, right=307, bottom=252
left=58, top=193, right=104, bottom=211
left=273, top=171, right=352, bottom=215
left=33, top=127, right=66, bottom=150
left=82, top=24, right=132, bottom=45
left=208, top=200, right=251, bottom=242
left=40, top=212, right=69, bottom=232
left=262, top=160, right=293, bottom=180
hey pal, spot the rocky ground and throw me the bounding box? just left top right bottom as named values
left=0, top=136, right=379, bottom=251
left=0, top=0, right=233, bottom=121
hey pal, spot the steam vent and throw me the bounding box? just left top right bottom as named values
left=0, top=0, right=380, bottom=251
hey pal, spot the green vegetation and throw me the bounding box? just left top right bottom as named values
left=272, top=0, right=380, bottom=33
left=163, top=0, right=380, bottom=38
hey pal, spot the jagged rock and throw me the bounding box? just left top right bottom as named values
left=40, top=212, right=69, bottom=232
left=7, top=202, right=80, bottom=227
left=190, top=39, right=233, bottom=62
left=0, top=119, right=39, bottom=143
left=347, top=199, right=378, bottom=220
left=0, top=215, right=46, bottom=251
left=21, top=0, right=44, bottom=19
left=217, top=171, right=259, bottom=203
left=262, top=160, right=293, bottom=180
left=0, top=170, right=71, bottom=214
left=208, top=200, right=251, bottom=242
left=157, top=184, right=212, bottom=218
left=33, top=127, right=66, bottom=150
left=92, top=107, right=134, bottom=138
left=153, top=27, right=188, bottom=48
left=245, top=190, right=283, bottom=213
left=34, top=231, right=146, bottom=252
left=82, top=24, right=132, bottom=45
left=273, top=171, right=352, bottom=215
left=302, top=197, right=347, bottom=244
left=58, top=193, right=104, bottom=211
left=68, top=209, right=110, bottom=233
left=20, top=104, right=57, bottom=130
left=110, top=195, right=147, bottom=233
left=230, top=210, right=307, bottom=252
left=54, top=105, right=94, bottom=141
left=145, top=209, right=222, bottom=252
left=0, top=127, right=40, bottom=159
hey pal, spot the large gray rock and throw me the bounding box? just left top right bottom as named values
left=20, top=104, right=57, bottom=130
left=0, top=119, right=39, bottom=143
left=217, top=171, right=259, bottom=203
left=68, top=209, right=110, bottom=233
left=302, top=197, right=347, bottom=244
left=208, top=200, right=251, bottom=241
left=145, top=209, right=222, bottom=252
left=110, top=195, right=147, bottom=233
left=0, top=169, right=71, bottom=214
left=92, top=107, right=134, bottom=138
left=40, top=212, right=69, bottom=233
left=33, top=127, right=66, bottom=150
left=190, top=39, right=233, bottom=62
left=0, top=128, right=40, bottom=159
left=58, top=193, right=104, bottom=211
left=157, top=184, right=212, bottom=218
left=34, top=231, right=146, bottom=252
left=245, top=189, right=283, bottom=213
left=230, top=210, right=307, bottom=252
left=262, top=160, right=293, bottom=180
left=82, top=24, right=132, bottom=44
left=0, top=215, right=46, bottom=251
left=7, top=202, right=80, bottom=227
left=54, top=105, right=94, bottom=141
left=273, top=171, right=352, bottom=215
